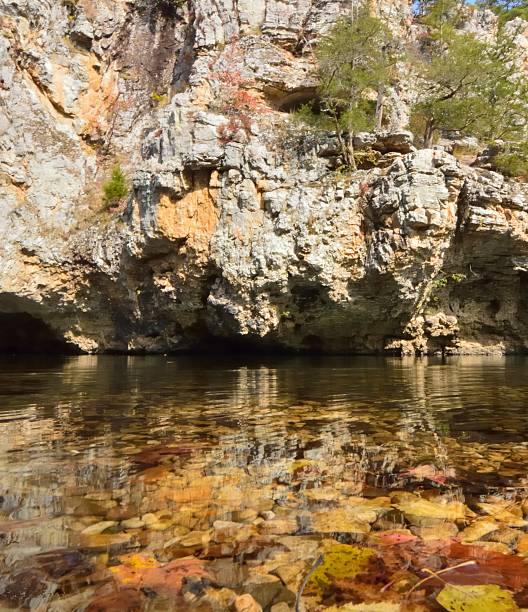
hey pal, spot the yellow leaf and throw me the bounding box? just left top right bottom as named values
left=436, top=584, right=519, bottom=612
left=305, top=544, right=374, bottom=599
left=459, top=519, right=499, bottom=543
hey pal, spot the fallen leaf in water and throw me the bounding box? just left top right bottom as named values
left=310, top=508, right=373, bottom=534
left=110, top=554, right=208, bottom=596
left=458, top=519, right=499, bottom=543
left=376, top=538, right=454, bottom=578
left=436, top=583, right=519, bottom=612
left=329, top=555, right=396, bottom=605
left=400, top=464, right=456, bottom=485
left=449, top=542, right=505, bottom=561
left=412, top=522, right=458, bottom=542
left=375, top=531, right=419, bottom=546
left=445, top=543, right=528, bottom=590
left=477, top=503, right=527, bottom=527
left=305, top=544, right=374, bottom=599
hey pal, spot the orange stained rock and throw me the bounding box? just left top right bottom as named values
left=155, top=170, right=219, bottom=258
left=77, top=55, right=120, bottom=140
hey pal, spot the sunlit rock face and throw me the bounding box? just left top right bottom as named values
left=1, top=0, right=528, bottom=355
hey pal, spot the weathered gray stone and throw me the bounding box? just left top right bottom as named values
left=1, top=0, right=528, bottom=357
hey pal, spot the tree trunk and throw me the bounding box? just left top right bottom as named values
left=423, top=119, right=435, bottom=149
left=333, top=119, right=346, bottom=159
left=347, top=130, right=357, bottom=170
left=375, top=85, right=385, bottom=131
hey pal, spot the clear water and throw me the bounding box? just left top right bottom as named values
left=0, top=355, right=527, bottom=609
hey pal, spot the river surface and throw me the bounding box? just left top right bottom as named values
left=0, top=355, right=527, bottom=610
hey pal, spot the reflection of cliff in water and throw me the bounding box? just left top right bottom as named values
left=0, top=356, right=527, bottom=557
left=0, top=354, right=524, bottom=458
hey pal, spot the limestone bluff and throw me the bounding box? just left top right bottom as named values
left=1, top=0, right=528, bottom=355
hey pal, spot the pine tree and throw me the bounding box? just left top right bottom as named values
left=412, top=1, right=528, bottom=149
left=294, top=5, right=399, bottom=169
left=103, top=165, right=129, bottom=207
left=477, top=0, right=528, bottom=23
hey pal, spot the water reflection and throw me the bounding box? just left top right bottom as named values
left=0, top=355, right=527, bottom=609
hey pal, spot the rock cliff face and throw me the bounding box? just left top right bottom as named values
left=1, top=0, right=528, bottom=354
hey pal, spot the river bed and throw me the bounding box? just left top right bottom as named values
left=0, top=355, right=527, bottom=611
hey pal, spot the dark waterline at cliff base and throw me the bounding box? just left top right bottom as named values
left=0, top=355, right=528, bottom=610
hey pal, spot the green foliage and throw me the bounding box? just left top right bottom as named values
left=428, top=273, right=467, bottom=306
left=432, top=277, right=448, bottom=289
left=293, top=5, right=400, bottom=168
left=354, top=148, right=382, bottom=169
left=292, top=103, right=333, bottom=131
left=492, top=143, right=528, bottom=177
left=417, top=0, right=466, bottom=34
left=412, top=1, right=528, bottom=149
left=477, top=0, right=528, bottom=23
left=102, top=165, right=129, bottom=208
left=151, top=91, right=169, bottom=106
left=432, top=273, right=467, bottom=289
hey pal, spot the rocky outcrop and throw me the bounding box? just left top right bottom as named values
left=1, top=0, right=528, bottom=355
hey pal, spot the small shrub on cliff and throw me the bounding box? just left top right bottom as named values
left=493, top=145, right=528, bottom=178
left=102, top=165, right=129, bottom=208
left=151, top=91, right=169, bottom=106
left=209, top=48, right=269, bottom=143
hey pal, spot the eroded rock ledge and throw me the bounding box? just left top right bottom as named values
left=6, top=136, right=528, bottom=356
left=1, top=0, right=528, bottom=355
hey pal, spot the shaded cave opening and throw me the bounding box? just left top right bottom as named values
left=265, top=87, right=319, bottom=114
left=0, top=313, right=78, bottom=354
